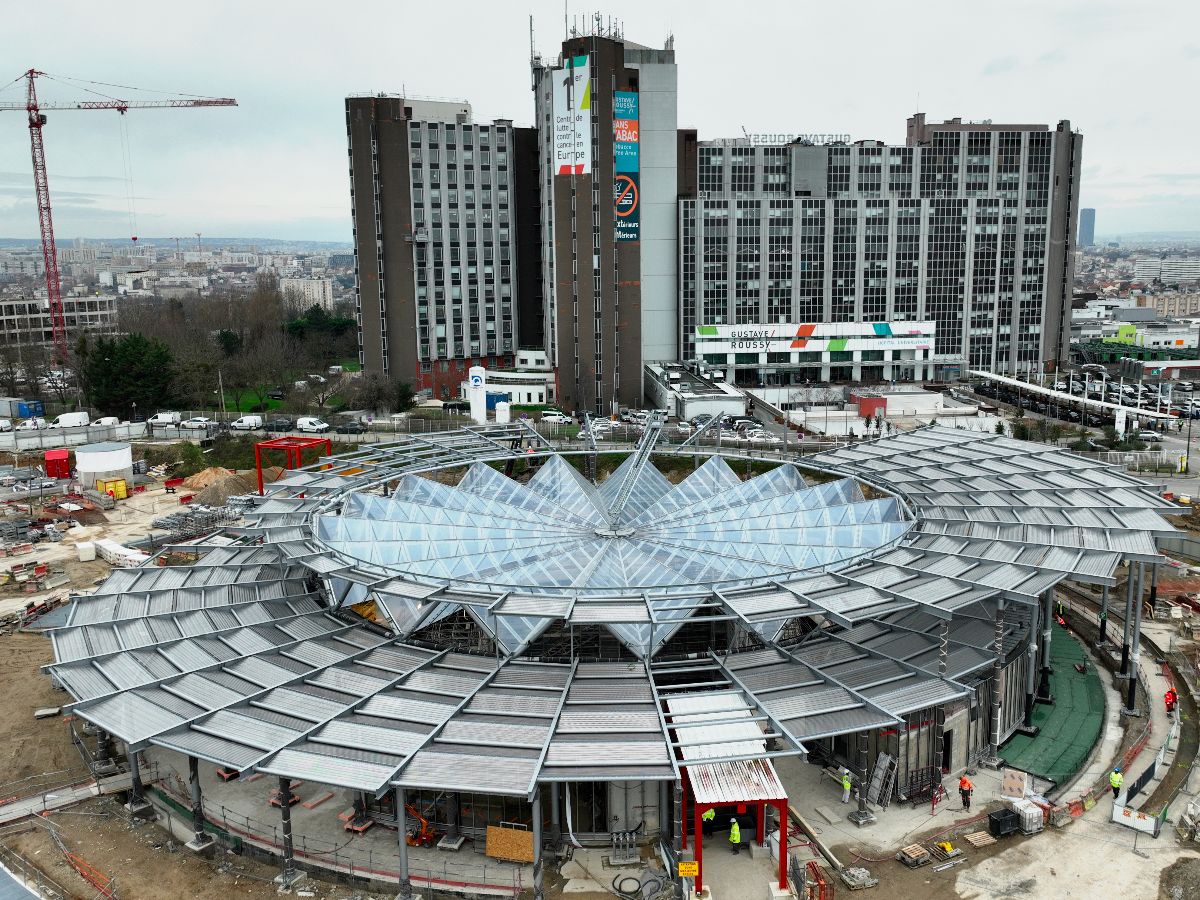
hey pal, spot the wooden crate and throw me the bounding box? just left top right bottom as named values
left=485, top=824, right=534, bottom=863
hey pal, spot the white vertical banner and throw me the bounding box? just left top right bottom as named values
left=552, top=54, right=592, bottom=176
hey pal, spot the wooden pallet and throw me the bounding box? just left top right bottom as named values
left=896, top=843, right=932, bottom=868
left=964, top=831, right=996, bottom=848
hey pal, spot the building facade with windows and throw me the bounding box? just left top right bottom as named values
left=280, top=277, right=336, bottom=312
left=1078, top=207, right=1095, bottom=247
left=532, top=31, right=680, bottom=415
left=679, top=116, right=1082, bottom=385
left=345, top=96, right=526, bottom=399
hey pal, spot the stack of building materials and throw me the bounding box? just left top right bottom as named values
left=93, top=538, right=149, bottom=567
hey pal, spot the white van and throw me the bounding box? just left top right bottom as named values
left=0, top=419, right=11, bottom=433
left=90, top=416, right=120, bottom=427
left=230, top=415, right=263, bottom=431
left=296, top=417, right=330, bottom=433
left=48, top=411, right=90, bottom=429
left=541, top=411, right=572, bottom=424
left=15, top=418, right=46, bottom=430
left=147, top=411, right=181, bottom=426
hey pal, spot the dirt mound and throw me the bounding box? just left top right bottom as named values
left=182, top=466, right=235, bottom=489
left=193, top=472, right=257, bottom=506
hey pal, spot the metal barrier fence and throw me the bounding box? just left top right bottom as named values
left=154, top=773, right=524, bottom=897
left=0, top=837, right=74, bottom=900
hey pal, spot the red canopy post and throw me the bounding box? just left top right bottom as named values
left=254, top=436, right=332, bottom=495
left=776, top=799, right=788, bottom=890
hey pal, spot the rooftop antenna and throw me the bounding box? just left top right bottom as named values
left=530, top=14, right=536, bottom=64
left=563, top=0, right=567, bottom=39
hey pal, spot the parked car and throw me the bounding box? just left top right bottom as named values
left=48, top=412, right=90, bottom=428
left=1136, top=430, right=1164, bottom=443
left=15, top=417, right=46, bottom=430
left=0, top=418, right=10, bottom=432
left=541, top=411, right=572, bottom=424
left=264, top=417, right=294, bottom=432
left=296, top=417, right=330, bottom=433
left=181, top=417, right=213, bottom=429
left=267, top=386, right=286, bottom=401
left=335, top=421, right=367, bottom=434
left=748, top=431, right=784, bottom=445
left=230, top=415, right=264, bottom=431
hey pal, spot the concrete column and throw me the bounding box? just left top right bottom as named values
left=1036, top=589, right=1054, bottom=701
left=1125, top=563, right=1146, bottom=715
left=1120, top=561, right=1135, bottom=677
left=1098, top=584, right=1110, bottom=646
left=657, top=781, right=668, bottom=845
left=550, top=784, right=561, bottom=845
left=396, top=787, right=412, bottom=900
left=123, top=747, right=152, bottom=818
left=276, top=777, right=301, bottom=888
left=532, top=786, right=544, bottom=900
left=185, top=756, right=215, bottom=854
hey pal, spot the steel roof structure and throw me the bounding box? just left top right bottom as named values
left=42, top=425, right=1178, bottom=800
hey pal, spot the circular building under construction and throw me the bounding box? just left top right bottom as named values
left=41, top=424, right=1176, bottom=897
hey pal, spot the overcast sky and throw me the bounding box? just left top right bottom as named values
left=0, top=0, right=1196, bottom=244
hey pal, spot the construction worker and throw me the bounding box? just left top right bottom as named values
left=1056, top=596, right=1065, bottom=618
left=701, top=806, right=715, bottom=837
left=841, top=771, right=853, bottom=803
left=728, top=817, right=741, bottom=854
left=1166, top=689, right=1179, bottom=714
left=1110, top=768, right=1124, bottom=800
left=959, top=775, right=974, bottom=812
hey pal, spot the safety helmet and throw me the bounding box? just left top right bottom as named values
left=730, top=817, right=736, bottom=823
left=1114, top=767, right=1121, bottom=773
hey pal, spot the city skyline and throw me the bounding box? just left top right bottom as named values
left=0, top=0, right=1197, bottom=242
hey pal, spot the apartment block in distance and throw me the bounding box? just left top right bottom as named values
left=680, top=115, right=1082, bottom=384
left=345, top=96, right=527, bottom=399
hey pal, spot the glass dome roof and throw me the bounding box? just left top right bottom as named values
left=314, top=453, right=912, bottom=594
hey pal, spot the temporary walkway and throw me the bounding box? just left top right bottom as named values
left=1002, top=630, right=1106, bottom=786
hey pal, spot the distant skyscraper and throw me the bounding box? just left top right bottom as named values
left=1079, top=208, right=1095, bottom=247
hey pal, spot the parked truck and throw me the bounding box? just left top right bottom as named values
left=0, top=398, right=45, bottom=419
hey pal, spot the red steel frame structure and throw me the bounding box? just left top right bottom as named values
left=254, top=436, right=332, bottom=495
left=680, top=767, right=789, bottom=892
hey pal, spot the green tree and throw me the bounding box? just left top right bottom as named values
left=82, top=333, right=176, bottom=417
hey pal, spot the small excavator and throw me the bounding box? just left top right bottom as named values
left=403, top=802, right=441, bottom=847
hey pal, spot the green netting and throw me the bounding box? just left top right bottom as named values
left=1001, top=629, right=1106, bottom=785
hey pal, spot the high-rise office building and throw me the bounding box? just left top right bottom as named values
left=532, top=29, right=679, bottom=414
left=679, top=116, right=1082, bottom=382
left=345, top=96, right=537, bottom=399
left=1079, top=207, right=1095, bottom=247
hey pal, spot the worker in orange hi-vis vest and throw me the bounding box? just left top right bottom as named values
left=959, top=775, right=974, bottom=811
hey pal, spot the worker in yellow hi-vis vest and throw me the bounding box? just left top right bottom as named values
left=728, top=817, right=741, bottom=854
left=841, top=772, right=853, bottom=803
left=1110, top=768, right=1123, bottom=800
left=701, top=806, right=715, bottom=836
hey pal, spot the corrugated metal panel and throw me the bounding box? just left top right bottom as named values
left=688, top=759, right=787, bottom=804
left=466, top=690, right=560, bottom=717
left=168, top=674, right=249, bottom=710
left=404, top=669, right=486, bottom=696
left=93, top=654, right=153, bottom=690
left=545, top=738, right=670, bottom=767
left=197, top=710, right=302, bottom=750
left=556, top=708, right=662, bottom=734
left=53, top=664, right=114, bottom=702
left=440, top=718, right=548, bottom=747
left=260, top=747, right=398, bottom=790
left=154, top=729, right=262, bottom=769
left=313, top=720, right=427, bottom=757
left=359, top=694, right=455, bottom=725
left=226, top=656, right=298, bottom=688
left=256, top=687, right=346, bottom=722
left=399, top=750, right=536, bottom=795
left=306, top=668, right=390, bottom=697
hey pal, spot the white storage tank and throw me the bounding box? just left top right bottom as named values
left=74, top=441, right=134, bottom=489
left=495, top=401, right=511, bottom=424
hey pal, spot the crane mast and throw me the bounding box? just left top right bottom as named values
left=24, top=71, right=67, bottom=363
left=2, top=69, right=237, bottom=364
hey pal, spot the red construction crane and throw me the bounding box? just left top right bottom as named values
left=0, top=69, right=236, bottom=362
